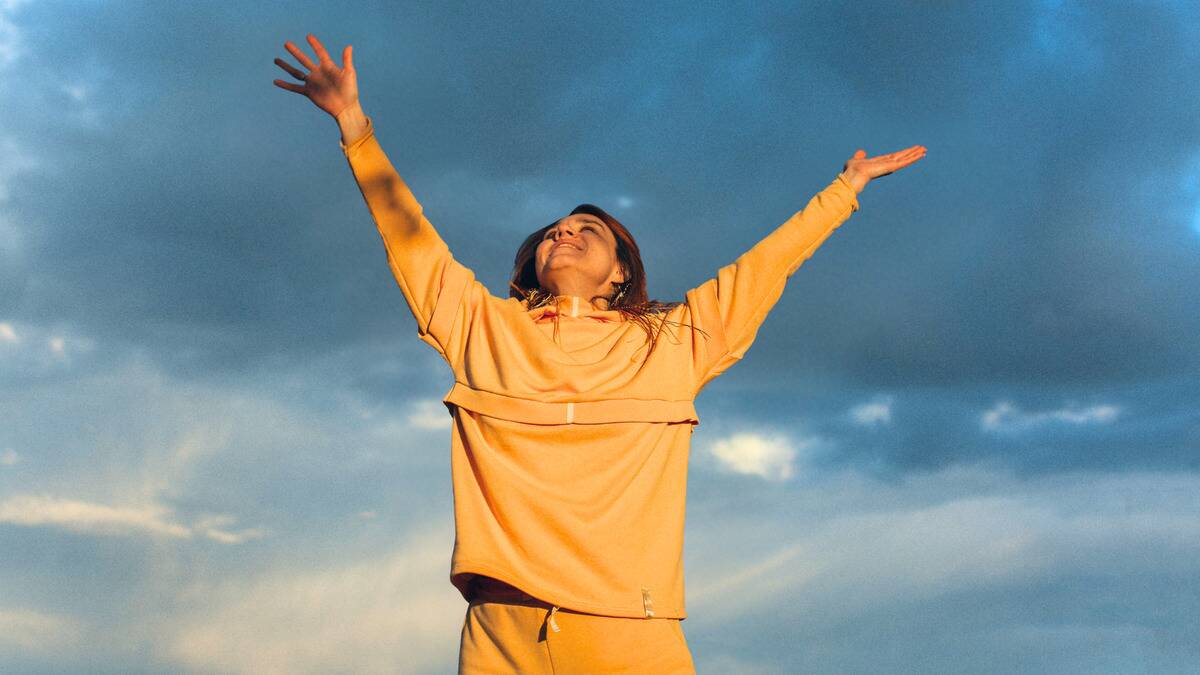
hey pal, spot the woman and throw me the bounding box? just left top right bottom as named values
left=274, top=34, right=925, bottom=675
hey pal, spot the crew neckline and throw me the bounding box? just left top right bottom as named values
left=533, top=294, right=616, bottom=318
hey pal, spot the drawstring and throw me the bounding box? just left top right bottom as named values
left=547, top=605, right=561, bottom=633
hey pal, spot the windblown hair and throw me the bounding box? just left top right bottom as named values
left=508, top=204, right=706, bottom=358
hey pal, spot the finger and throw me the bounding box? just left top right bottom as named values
left=307, top=34, right=333, bottom=65
left=274, top=57, right=307, bottom=81
left=343, top=44, right=353, bottom=70
left=284, top=40, right=317, bottom=71
left=273, top=79, right=307, bottom=94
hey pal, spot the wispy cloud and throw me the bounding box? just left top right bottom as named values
left=0, top=494, right=260, bottom=544
left=848, top=395, right=894, bottom=426
left=0, top=321, right=97, bottom=376
left=981, top=400, right=1121, bottom=433
left=0, top=0, right=30, bottom=70
left=406, top=398, right=452, bottom=431
left=0, top=135, right=37, bottom=203
left=0, top=607, right=83, bottom=653
left=0, top=447, right=19, bottom=465
left=163, top=527, right=462, bottom=675
left=0, top=494, right=192, bottom=538
left=192, top=514, right=267, bottom=545
left=687, top=463, right=1200, bottom=628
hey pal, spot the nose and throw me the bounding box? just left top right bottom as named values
left=549, top=222, right=576, bottom=239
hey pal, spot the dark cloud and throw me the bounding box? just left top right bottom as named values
left=5, top=0, right=1199, bottom=475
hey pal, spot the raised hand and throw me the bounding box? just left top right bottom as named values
left=841, top=145, right=927, bottom=194
left=273, top=34, right=358, bottom=119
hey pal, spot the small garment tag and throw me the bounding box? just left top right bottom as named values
left=641, top=587, right=655, bottom=618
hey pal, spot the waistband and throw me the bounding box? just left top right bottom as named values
left=443, top=383, right=700, bottom=426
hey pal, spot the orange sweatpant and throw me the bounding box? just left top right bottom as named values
left=457, top=598, right=696, bottom=674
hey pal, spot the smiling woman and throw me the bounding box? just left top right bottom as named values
left=509, top=202, right=691, bottom=356
left=273, top=33, right=924, bottom=675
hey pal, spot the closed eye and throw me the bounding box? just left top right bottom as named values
left=545, top=225, right=598, bottom=240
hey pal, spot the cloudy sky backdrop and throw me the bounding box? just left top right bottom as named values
left=2, top=1, right=1199, bottom=673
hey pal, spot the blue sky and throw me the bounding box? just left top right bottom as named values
left=2, top=1, right=1199, bottom=673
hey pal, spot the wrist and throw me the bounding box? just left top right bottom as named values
left=335, top=101, right=368, bottom=145
left=840, top=169, right=868, bottom=194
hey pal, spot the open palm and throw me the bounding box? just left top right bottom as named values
left=842, top=145, right=927, bottom=193
left=273, top=34, right=358, bottom=119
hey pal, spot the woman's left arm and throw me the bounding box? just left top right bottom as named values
left=686, top=145, right=927, bottom=392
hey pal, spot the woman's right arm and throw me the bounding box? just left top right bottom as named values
left=274, top=35, right=475, bottom=365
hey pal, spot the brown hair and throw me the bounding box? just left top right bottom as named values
left=508, top=204, right=707, bottom=358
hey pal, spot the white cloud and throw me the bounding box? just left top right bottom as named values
left=163, top=527, right=463, bottom=675
left=0, top=447, right=17, bottom=465
left=0, top=135, right=37, bottom=203
left=0, top=0, right=29, bottom=71
left=848, top=395, right=894, bottom=426
left=686, top=463, right=1200, bottom=629
left=60, top=81, right=89, bottom=103
left=707, top=431, right=806, bottom=481
left=0, top=494, right=264, bottom=544
left=0, top=321, right=97, bottom=377
left=193, top=514, right=267, bottom=545
left=407, top=397, right=452, bottom=430
left=0, top=607, right=83, bottom=653
left=981, top=399, right=1120, bottom=433
left=0, top=494, right=193, bottom=539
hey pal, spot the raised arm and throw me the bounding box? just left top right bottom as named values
left=687, top=145, right=926, bottom=392
left=274, top=35, right=475, bottom=365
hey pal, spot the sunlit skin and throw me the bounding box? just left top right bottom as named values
left=535, top=214, right=626, bottom=305
left=274, top=34, right=928, bottom=304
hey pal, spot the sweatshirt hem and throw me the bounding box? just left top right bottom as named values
left=451, top=560, right=687, bottom=620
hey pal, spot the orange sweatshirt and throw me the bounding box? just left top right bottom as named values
left=341, top=118, right=860, bottom=620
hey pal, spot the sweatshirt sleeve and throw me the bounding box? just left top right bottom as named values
left=685, top=173, right=860, bottom=393
left=340, top=117, right=475, bottom=367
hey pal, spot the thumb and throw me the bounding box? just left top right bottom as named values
left=343, top=44, right=353, bottom=70
left=854, top=149, right=867, bottom=159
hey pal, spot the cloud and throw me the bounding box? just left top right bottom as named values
left=0, top=0, right=30, bottom=70
left=192, top=513, right=267, bottom=545
left=707, top=431, right=810, bottom=481
left=0, top=494, right=192, bottom=539
left=163, top=527, right=462, bottom=675
left=0, top=494, right=263, bottom=544
left=981, top=400, right=1121, bottom=433
left=0, top=135, right=37, bottom=203
left=0, top=607, right=83, bottom=653
left=0, top=447, right=17, bottom=465
left=848, top=395, right=894, bottom=426
left=683, top=462, right=1200, bottom=671
left=406, top=397, right=452, bottom=431
left=0, top=320, right=97, bottom=379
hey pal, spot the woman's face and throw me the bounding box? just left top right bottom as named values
left=534, top=213, right=625, bottom=297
